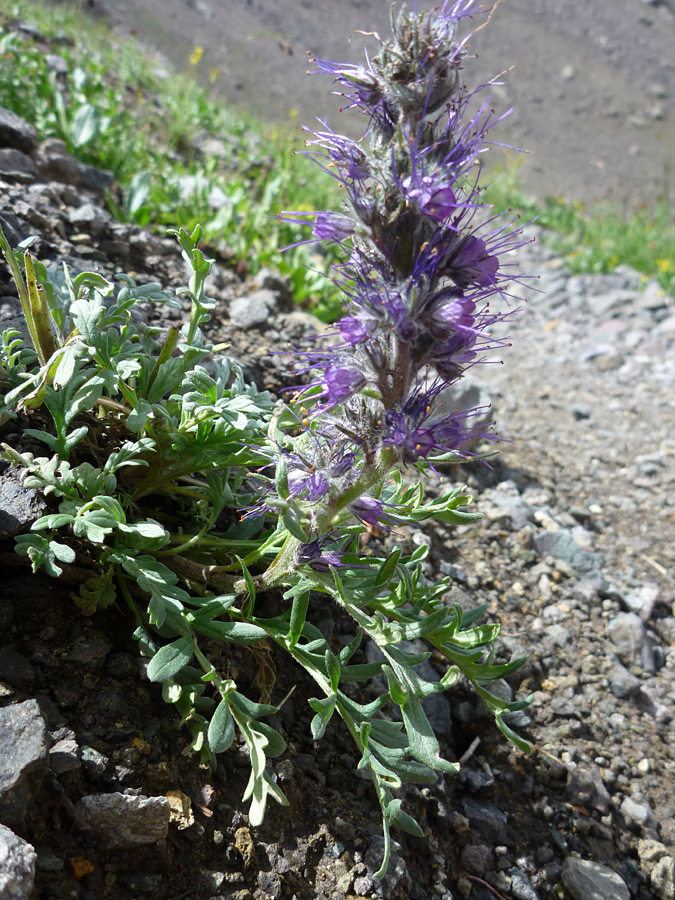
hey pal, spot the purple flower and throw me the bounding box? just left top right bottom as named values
left=278, top=210, right=355, bottom=248
left=382, top=389, right=495, bottom=463
left=338, top=316, right=376, bottom=346
left=309, top=57, right=384, bottom=114
left=312, top=211, right=355, bottom=242
left=350, top=496, right=406, bottom=529
left=288, top=467, right=330, bottom=503
left=296, top=536, right=344, bottom=572
left=303, top=126, right=371, bottom=183
left=321, top=364, right=366, bottom=406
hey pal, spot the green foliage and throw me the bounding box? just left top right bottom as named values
left=0, top=226, right=531, bottom=877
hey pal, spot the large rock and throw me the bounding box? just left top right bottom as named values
left=561, top=857, right=630, bottom=900
left=0, top=107, right=39, bottom=154
left=33, top=139, right=113, bottom=193
left=0, top=700, right=49, bottom=829
left=0, top=824, right=37, bottom=900
left=75, top=793, right=171, bottom=847
left=0, top=148, right=39, bottom=181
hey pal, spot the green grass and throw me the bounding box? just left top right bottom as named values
left=1, top=1, right=673, bottom=315
left=484, top=165, right=675, bottom=297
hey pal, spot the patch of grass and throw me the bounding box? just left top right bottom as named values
left=0, top=0, right=345, bottom=321
left=484, top=164, right=675, bottom=297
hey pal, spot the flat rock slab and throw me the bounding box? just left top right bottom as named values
left=76, top=793, right=171, bottom=847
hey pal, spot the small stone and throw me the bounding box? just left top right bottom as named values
left=621, top=796, right=659, bottom=832
left=608, top=612, right=654, bottom=671
left=230, top=293, right=271, bottom=329
left=638, top=838, right=668, bottom=871
left=49, top=738, right=80, bottom=775
left=461, top=842, right=495, bottom=875
left=462, top=798, right=508, bottom=844
left=75, top=793, right=171, bottom=847
left=572, top=403, right=591, bottom=420
left=565, top=765, right=612, bottom=814
left=652, top=856, right=675, bottom=900
left=0, top=646, right=36, bottom=691
left=67, top=636, right=111, bottom=670
left=561, top=857, right=630, bottom=900
left=608, top=662, right=641, bottom=699
left=0, top=823, right=37, bottom=900
left=533, top=528, right=603, bottom=580
left=80, top=746, right=109, bottom=778
left=508, top=867, right=541, bottom=900
left=67, top=202, right=110, bottom=238
left=0, top=469, right=48, bottom=539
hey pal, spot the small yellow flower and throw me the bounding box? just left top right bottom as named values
left=190, top=45, right=203, bottom=66
left=209, top=67, right=219, bottom=83
left=289, top=107, right=299, bottom=119
left=656, top=258, right=673, bottom=274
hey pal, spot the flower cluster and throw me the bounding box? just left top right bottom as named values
left=278, top=0, right=528, bottom=539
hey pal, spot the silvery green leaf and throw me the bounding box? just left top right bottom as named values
left=147, top=636, right=193, bottom=682
left=401, top=694, right=456, bottom=773
left=385, top=799, right=424, bottom=836
left=194, top=619, right=267, bottom=645
left=207, top=699, right=236, bottom=754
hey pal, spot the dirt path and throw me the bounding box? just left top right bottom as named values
left=86, top=0, right=675, bottom=208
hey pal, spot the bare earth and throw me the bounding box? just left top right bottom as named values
left=85, top=0, right=675, bottom=208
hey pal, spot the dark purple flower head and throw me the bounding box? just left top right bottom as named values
left=443, top=235, right=499, bottom=288
left=309, top=57, right=384, bottom=112
left=424, top=296, right=477, bottom=339
left=405, top=177, right=460, bottom=222
left=296, top=535, right=344, bottom=572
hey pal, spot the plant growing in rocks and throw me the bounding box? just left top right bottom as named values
left=0, top=0, right=532, bottom=878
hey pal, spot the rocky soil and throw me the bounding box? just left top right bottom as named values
left=1, top=58, right=675, bottom=900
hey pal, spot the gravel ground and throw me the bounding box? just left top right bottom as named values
left=1, top=20, right=675, bottom=900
